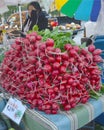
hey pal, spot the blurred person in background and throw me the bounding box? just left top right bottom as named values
left=22, top=1, right=48, bottom=33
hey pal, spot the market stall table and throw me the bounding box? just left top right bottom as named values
left=0, top=91, right=104, bottom=130
left=0, top=42, right=103, bottom=130
left=22, top=95, right=104, bottom=130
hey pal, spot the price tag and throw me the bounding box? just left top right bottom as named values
left=2, top=97, right=26, bottom=125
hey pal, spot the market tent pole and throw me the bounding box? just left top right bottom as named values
left=18, top=4, right=22, bottom=30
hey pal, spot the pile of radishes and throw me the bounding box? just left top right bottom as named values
left=0, top=32, right=103, bottom=114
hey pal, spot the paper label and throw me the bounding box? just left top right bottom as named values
left=2, top=97, right=26, bottom=125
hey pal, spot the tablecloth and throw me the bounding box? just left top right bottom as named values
left=0, top=95, right=104, bottom=130
left=23, top=95, right=104, bottom=130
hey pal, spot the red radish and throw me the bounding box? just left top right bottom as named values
left=64, top=44, right=72, bottom=51
left=66, top=85, right=71, bottom=89
left=0, top=31, right=102, bottom=114
left=46, top=46, right=54, bottom=52
left=64, top=104, right=71, bottom=111
left=57, top=76, right=63, bottom=81
left=56, top=56, right=61, bottom=62
left=73, top=46, right=80, bottom=52
left=30, top=36, right=36, bottom=43
left=46, top=39, right=54, bottom=47
left=81, top=48, right=88, bottom=55
left=63, top=73, right=70, bottom=80
left=48, top=88, right=54, bottom=94
left=81, top=98, right=88, bottom=104
left=48, top=57, right=55, bottom=63
left=15, top=39, right=22, bottom=45
left=36, top=35, right=42, bottom=41
left=62, top=53, right=69, bottom=60
left=95, top=85, right=101, bottom=91
left=53, top=79, right=60, bottom=84
left=60, top=85, right=65, bottom=91
left=55, top=48, right=61, bottom=53
left=69, top=49, right=77, bottom=57
left=86, top=53, right=92, bottom=61
left=52, top=103, right=59, bottom=110
left=93, top=49, right=102, bottom=55
left=93, top=55, right=102, bottom=63
left=37, top=99, right=43, bottom=105
left=45, top=103, right=51, bottom=110
left=30, top=32, right=37, bottom=36
left=88, top=45, right=95, bottom=53
left=53, top=62, right=60, bottom=69
left=26, top=34, right=32, bottom=40
left=45, top=110, right=52, bottom=114
left=53, top=86, right=59, bottom=92
left=71, top=102, right=76, bottom=108
left=32, top=99, right=38, bottom=107
left=68, top=78, right=74, bottom=85
left=68, top=57, right=74, bottom=63
left=60, top=66, right=66, bottom=73
left=39, top=43, right=46, bottom=51
left=38, top=106, right=43, bottom=111
left=63, top=61, right=69, bottom=67
left=44, top=64, right=52, bottom=72
left=51, top=110, right=57, bottom=114
left=52, top=70, right=59, bottom=76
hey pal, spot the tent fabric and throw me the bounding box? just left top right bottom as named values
left=61, top=0, right=82, bottom=18
left=54, top=0, right=102, bottom=22
left=0, top=0, right=9, bottom=14
left=90, top=0, right=101, bottom=21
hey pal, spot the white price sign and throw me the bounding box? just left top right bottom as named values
left=2, top=97, right=26, bottom=125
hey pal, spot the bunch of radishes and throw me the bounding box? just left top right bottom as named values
left=0, top=32, right=102, bottom=114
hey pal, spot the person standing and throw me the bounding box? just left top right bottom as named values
left=22, top=1, right=48, bottom=33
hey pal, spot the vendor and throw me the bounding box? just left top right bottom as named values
left=22, top=1, right=48, bottom=33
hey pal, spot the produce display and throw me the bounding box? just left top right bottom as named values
left=7, top=11, right=27, bottom=29
left=48, top=18, right=58, bottom=28
left=33, top=27, right=75, bottom=51
left=0, top=31, right=103, bottom=114
left=58, top=22, right=81, bottom=31
left=50, top=21, right=58, bottom=27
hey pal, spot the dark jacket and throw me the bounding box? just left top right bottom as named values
left=22, top=10, right=48, bottom=31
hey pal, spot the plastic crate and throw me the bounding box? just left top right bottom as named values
left=95, top=35, right=104, bottom=41
left=94, top=39, right=104, bottom=50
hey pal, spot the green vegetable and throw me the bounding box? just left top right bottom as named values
left=31, top=25, right=75, bottom=51
left=0, top=48, right=5, bottom=63
left=90, top=90, right=101, bottom=100
left=79, top=42, right=86, bottom=49
left=100, top=84, right=104, bottom=94
left=90, top=84, right=104, bottom=100
left=32, top=25, right=39, bottom=32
